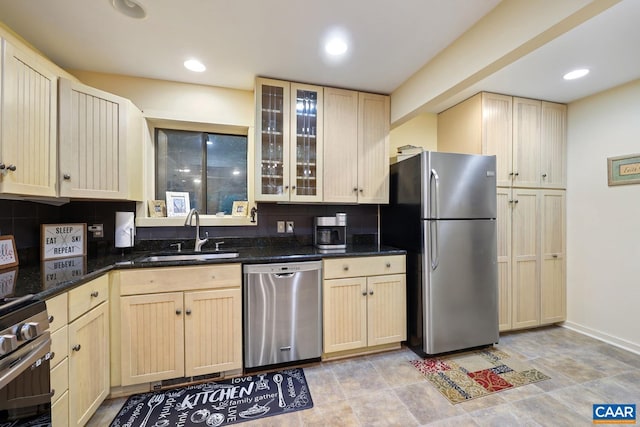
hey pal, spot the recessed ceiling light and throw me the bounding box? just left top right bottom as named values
left=563, top=68, right=590, bottom=80
left=325, top=37, right=348, bottom=56
left=110, top=0, right=146, bottom=19
left=184, top=59, right=206, bottom=72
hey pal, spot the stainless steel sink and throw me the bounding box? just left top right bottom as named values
left=136, top=252, right=239, bottom=262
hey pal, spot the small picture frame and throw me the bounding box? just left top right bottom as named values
left=148, top=200, right=167, bottom=217
left=232, top=201, right=249, bottom=217
left=41, top=224, right=87, bottom=260
left=166, top=191, right=191, bottom=217
left=607, top=153, right=640, bottom=186
left=0, top=236, right=18, bottom=269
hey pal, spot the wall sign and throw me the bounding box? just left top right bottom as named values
left=41, top=223, right=87, bottom=260
left=0, top=235, right=18, bottom=269
left=608, top=153, right=640, bottom=186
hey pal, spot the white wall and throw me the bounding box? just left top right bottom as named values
left=566, top=79, right=640, bottom=353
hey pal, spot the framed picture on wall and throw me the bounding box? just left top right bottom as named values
left=607, top=153, right=640, bottom=186
left=0, top=236, right=18, bottom=269
left=166, top=191, right=191, bottom=217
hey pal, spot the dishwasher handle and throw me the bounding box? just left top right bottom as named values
left=273, top=272, right=296, bottom=278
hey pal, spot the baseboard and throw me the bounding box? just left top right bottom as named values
left=562, top=321, right=640, bottom=355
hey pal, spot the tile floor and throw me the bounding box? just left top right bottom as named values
left=88, top=326, right=640, bottom=426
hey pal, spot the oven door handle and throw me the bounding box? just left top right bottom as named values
left=0, top=332, right=50, bottom=390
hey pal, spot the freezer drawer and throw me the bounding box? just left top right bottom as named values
left=243, top=261, right=322, bottom=369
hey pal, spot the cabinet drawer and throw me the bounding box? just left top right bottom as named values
left=50, top=326, right=68, bottom=368
left=68, top=275, right=108, bottom=322
left=51, top=357, right=69, bottom=405
left=324, top=255, right=406, bottom=279
left=119, top=263, right=241, bottom=295
left=46, top=293, right=68, bottom=333
left=52, top=389, right=69, bottom=427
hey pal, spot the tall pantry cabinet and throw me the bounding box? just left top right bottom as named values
left=438, top=92, right=567, bottom=332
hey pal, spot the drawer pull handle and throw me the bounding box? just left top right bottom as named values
left=90, top=291, right=99, bottom=298
left=176, top=309, right=182, bottom=315
left=369, top=290, right=374, bottom=296
left=386, top=262, right=391, bottom=268
left=52, top=389, right=56, bottom=397
left=552, top=254, right=558, bottom=258
left=72, top=344, right=81, bottom=352
left=48, top=315, right=54, bottom=323
left=186, top=309, right=192, bottom=315
left=343, top=266, right=349, bottom=271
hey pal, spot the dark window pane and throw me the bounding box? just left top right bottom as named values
left=206, top=134, right=248, bottom=214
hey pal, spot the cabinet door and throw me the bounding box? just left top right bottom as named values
left=184, top=288, right=242, bottom=377
left=120, top=292, right=184, bottom=385
left=68, top=302, right=109, bottom=427
left=1, top=40, right=57, bottom=197
left=496, top=188, right=513, bottom=331
left=513, top=98, right=541, bottom=188
left=323, top=87, right=358, bottom=203
left=357, top=92, right=390, bottom=203
left=540, top=190, right=566, bottom=324
left=540, top=102, right=567, bottom=189
left=511, top=189, right=540, bottom=329
left=58, top=78, right=128, bottom=199
left=323, top=277, right=367, bottom=353
left=290, top=83, right=323, bottom=201
left=255, top=78, right=290, bottom=201
left=366, top=274, right=406, bottom=346
left=482, top=93, right=513, bottom=187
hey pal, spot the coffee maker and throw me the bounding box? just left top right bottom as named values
left=314, top=213, right=347, bottom=250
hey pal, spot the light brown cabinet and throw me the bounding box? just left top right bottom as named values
left=323, top=88, right=390, bottom=203
left=116, top=264, right=242, bottom=386
left=254, top=78, right=323, bottom=202
left=438, top=92, right=566, bottom=189
left=47, top=275, right=110, bottom=427
left=0, top=39, right=58, bottom=197
left=58, top=78, right=143, bottom=201
left=497, top=188, right=566, bottom=331
left=322, top=255, right=406, bottom=357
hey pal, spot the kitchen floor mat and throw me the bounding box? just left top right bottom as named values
left=410, top=347, right=550, bottom=404
left=109, top=368, right=313, bottom=427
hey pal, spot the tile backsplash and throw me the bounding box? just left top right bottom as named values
left=0, top=200, right=378, bottom=262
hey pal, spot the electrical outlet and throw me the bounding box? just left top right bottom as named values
left=286, top=221, right=294, bottom=233
left=88, top=224, right=104, bottom=238
left=277, top=221, right=285, bottom=233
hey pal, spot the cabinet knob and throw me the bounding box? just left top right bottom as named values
left=0, top=163, right=4, bottom=170
left=508, top=200, right=514, bottom=204
left=72, top=344, right=81, bottom=352
left=7, top=164, right=16, bottom=172
left=343, top=265, right=349, bottom=271
left=63, top=174, right=71, bottom=180
left=369, top=290, right=374, bottom=296
left=514, top=200, right=519, bottom=204
left=353, top=187, right=358, bottom=193
left=385, top=262, right=391, bottom=268
left=552, top=254, right=558, bottom=258
left=514, top=172, right=519, bottom=176
left=362, top=291, right=367, bottom=296
left=48, top=315, right=54, bottom=323
left=186, top=309, right=192, bottom=315
left=509, top=172, right=514, bottom=176
left=176, top=309, right=182, bottom=315
left=291, top=185, right=296, bottom=190
left=90, top=291, right=99, bottom=298
left=359, top=188, right=363, bottom=193
left=542, top=173, right=547, bottom=178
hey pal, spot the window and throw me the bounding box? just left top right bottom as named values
left=155, top=129, right=248, bottom=215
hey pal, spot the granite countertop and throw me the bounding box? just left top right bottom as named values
left=5, top=243, right=405, bottom=301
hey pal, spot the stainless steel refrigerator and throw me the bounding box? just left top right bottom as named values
left=381, top=151, right=498, bottom=356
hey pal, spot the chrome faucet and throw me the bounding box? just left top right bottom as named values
left=184, top=208, right=208, bottom=252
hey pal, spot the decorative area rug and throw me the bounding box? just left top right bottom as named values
left=110, top=368, right=313, bottom=427
left=410, top=347, right=550, bottom=404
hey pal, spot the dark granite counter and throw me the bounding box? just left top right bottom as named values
left=4, top=243, right=405, bottom=301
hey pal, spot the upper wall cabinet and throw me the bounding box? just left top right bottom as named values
left=254, top=78, right=323, bottom=202
left=0, top=39, right=58, bottom=197
left=323, top=88, right=390, bottom=204
left=59, top=78, right=143, bottom=200
left=438, top=92, right=566, bottom=189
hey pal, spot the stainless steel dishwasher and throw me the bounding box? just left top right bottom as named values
left=243, top=261, right=322, bottom=369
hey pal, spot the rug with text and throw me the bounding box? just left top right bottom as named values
left=109, top=368, right=313, bottom=427
left=410, top=347, right=550, bottom=404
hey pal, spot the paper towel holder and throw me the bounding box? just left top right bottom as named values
left=115, top=211, right=135, bottom=250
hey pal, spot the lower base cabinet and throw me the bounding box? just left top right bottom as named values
left=322, top=255, right=406, bottom=356
left=116, top=264, right=243, bottom=386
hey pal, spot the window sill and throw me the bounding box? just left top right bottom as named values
left=136, top=215, right=257, bottom=227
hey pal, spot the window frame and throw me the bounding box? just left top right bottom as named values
left=135, top=117, right=256, bottom=227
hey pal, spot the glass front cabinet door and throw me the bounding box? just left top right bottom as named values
left=255, top=78, right=323, bottom=202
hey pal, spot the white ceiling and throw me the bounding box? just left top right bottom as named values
left=1, top=0, right=639, bottom=115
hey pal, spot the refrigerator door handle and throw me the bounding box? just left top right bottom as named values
left=429, top=168, right=440, bottom=270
